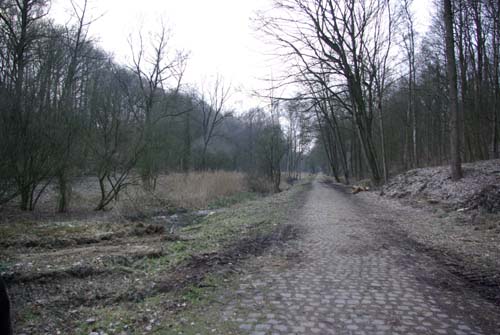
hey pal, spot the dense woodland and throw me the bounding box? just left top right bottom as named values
left=0, top=0, right=499, bottom=212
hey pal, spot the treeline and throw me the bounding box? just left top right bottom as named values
left=4, top=0, right=495, bottom=212
left=259, top=0, right=500, bottom=184
left=0, top=0, right=312, bottom=212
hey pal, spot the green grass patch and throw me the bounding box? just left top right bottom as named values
left=74, top=305, right=135, bottom=335
left=182, top=285, right=205, bottom=303
left=18, top=305, right=42, bottom=324
left=208, top=191, right=259, bottom=209
left=0, top=220, right=108, bottom=248
left=6, top=179, right=312, bottom=335
left=181, top=181, right=311, bottom=255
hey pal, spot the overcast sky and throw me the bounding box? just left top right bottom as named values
left=50, top=0, right=433, bottom=109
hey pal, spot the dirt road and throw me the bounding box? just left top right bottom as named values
left=221, top=180, right=500, bottom=334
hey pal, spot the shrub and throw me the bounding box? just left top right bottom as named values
left=245, top=174, right=273, bottom=194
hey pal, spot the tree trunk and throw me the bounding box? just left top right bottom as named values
left=19, top=186, right=30, bottom=211
left=95, top=175, right=107, bottom=211
left=57, top=172, right=71, bottom=213
left=273, top=169, right=281, bottom=193
left=326, top=99, right=349, bottom=184
left=353, top=115, right=381, bottom=184
left=201, top=143, right=208, bottom=170
left=377, top=97, right=388, bottom=183
left=492, top=2, right=500, bottom=158
left=444, top=0, right=463, bottom=180
left=317, top=114, right=340, bottom=182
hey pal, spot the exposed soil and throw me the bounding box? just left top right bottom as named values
left=156, top=223, right=301, bottom=293
left=3, top=224, right=276, bottom=333
left=0, top=180, right=310, bottom=334
left=381, top=159, right=500, bottom=212
left=358, top=159, right=500, bottom=306
left=5, top=164, right=499, bottom=333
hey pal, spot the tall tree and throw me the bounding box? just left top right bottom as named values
left=0, top=0, right=51, bottom=210
left=54, top=0, right=91, bottom=212
left=257, top=96, right=287, bottom=193
left=197, top=75, right=232, bottom=169
left=259, top=0, right=399, bottom=184
left=129, top=25, right=188, bottom=189
left=402, top=0, right=418, bottom=167
left=486, top=0, right=499, bottom=158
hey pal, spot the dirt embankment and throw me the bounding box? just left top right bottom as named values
left=372, top=159, right=500, bottom=304
left=381, top=159, right=500, bottom=212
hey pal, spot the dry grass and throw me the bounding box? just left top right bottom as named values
left=156, top=171, right=249, bottom=209
left=113, top=171, right=293, bottom=217
left=3, top=177, right=311, bottom=335
left=110, top=171, right=249, bottom=218
left=1, top=172, right=252, bottom=220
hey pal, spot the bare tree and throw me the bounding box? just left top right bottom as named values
left=83, top=58, right=144, bottom=211
left=259, top=0, right=397, bottom=184
left=196, top=74, right=232, bottom=169
left=54, top=0, right=92, bottom=212
left=401, top=0, right=418, bottom=168
left=257, top=95, right=287, bottom=192
left=129, top=24, right=188, bottom=189
left=487, top=0, right=500, bottom=158
left=284, top=99, right=313, bottom=180
left=0, top=0, right=50, bottom=210
left=306, top=80, right=350, bottom=184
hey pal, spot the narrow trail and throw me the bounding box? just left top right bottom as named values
left=222, top=180, right=500, bottom=334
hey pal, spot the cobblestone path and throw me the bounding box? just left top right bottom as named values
left=222, top=180, right=500, bottom=334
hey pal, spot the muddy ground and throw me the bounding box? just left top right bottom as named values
left=2, top=161, right=500, bottom=334
left=0, top=181, right=310, bottom=335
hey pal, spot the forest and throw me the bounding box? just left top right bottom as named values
left=0, top=0, right=499, bottom=212
left=1, top=1, right=500, bottom=334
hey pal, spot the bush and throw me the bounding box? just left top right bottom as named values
left=245, top=174, right=273, bottom=194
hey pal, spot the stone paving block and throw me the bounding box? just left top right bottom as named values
left=223, top=181, right=500, bottom=334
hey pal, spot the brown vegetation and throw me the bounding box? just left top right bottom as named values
left=0, top=178, right=310, bottom=334
left=0, top=172, right=253, bottom=221
left=156, top=171, right=248, bottom=209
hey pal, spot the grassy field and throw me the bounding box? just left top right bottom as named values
left=0, top=173, right=312, bottom=334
